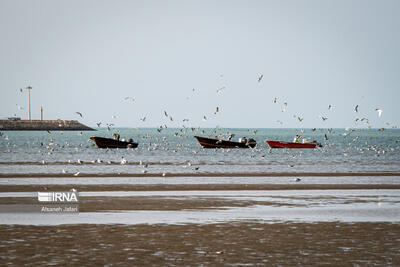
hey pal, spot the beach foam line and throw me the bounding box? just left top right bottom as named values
left=0, top=172, right=399, bottom=178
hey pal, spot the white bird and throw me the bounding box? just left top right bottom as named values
left=328, top=105, right=333, bottom=110
left=375, top=109, right=383, bottom=117
left=273, top=97, right=277, bottom=103
left=202, top=116, right=207, bottom=121
left=217, top=87, right=226, bottom=93
left=112, top=115, right=117, bottom=119
left=297, top=117, right=303, bottom=122
left=124, top=96, right=135, bottom=101
left=140, top=116, right=146, bottom=122
left=77, top=159, right=82, bottom=164
left=258, top=74, right=263, bottom=82
left=294, top=178, right=301, bottom=182
left=319, top=115, right=328, bottom=121
left=76, top=112, right=83, bottom=117
left=164, top=111, right=168, bottom=117
left=354, top=105, right=359, bottom=113
left=121, top=157, right=127, bottom=165
left=214, top=107, right=220, bottom=114
left=16, top=104, right=24, bottom=110
left=74, top=172, right=80, bottom=176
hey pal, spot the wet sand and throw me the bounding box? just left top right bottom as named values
left=1, top=222, right=399, bottom=266
left=1, top=183, right=400, bottom=192
left=1, top=171, right=399, bottom=178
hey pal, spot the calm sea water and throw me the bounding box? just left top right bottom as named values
left=0, top=128, right=399, bottom=175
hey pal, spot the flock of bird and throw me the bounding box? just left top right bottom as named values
left=4, top=80, right=399, bottom=179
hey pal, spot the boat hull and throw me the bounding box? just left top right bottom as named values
left=194, top=136, right=256, bottom=149
left=266, top=140, right=317, bottom=149
left=90, top=137, right=138, bottom=149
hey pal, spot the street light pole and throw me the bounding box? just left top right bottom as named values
left=26, top=86, right=32, bottom=120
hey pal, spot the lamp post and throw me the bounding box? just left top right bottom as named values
left=26, top=86, right=32, bottom=120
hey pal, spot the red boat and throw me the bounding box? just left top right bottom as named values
left=266, top=140, right=319, bottom=149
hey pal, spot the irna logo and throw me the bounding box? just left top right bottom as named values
left=38, top=191, right=79, bottom=203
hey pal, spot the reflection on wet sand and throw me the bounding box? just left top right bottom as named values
left=1, top=222, right=399, bottom=266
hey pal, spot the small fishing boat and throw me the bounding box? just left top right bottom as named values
left=90, top=134, right=138, bottom=149
left=194, top=136, right=256, bottom=148
left=266, top=140, right=320, bottom=149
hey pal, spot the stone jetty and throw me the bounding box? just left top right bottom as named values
left=0, top=120, right=95, bottom=131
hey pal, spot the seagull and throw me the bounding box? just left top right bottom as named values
left=297, top=117, right=303, bottom=122
left=183, top=118, right=189, bottom=122
left=76, top=112, right=83, bottom=117
left=258, top=74, right=263, bottom=82
left=375, top=108, right=383, bottom=117
left=354, top=105, right=359, bottom=113
left=169, top=116, right=173, bottom=121
left=96, top=122, right=102, bottom=127
left=19, top=88, right=23, bottom=93
left=324, top=134, right=329, bottom=140
left=140, top=116, right=146, bottom=122
left=16, top=104, right=24, bottom=110
left=319, top=115, right=328, bottom=121
left=164, top=111, right=168, bottom=117
left=112, top=115, right=117, bottom=119
left=74, top=172, right=80, bottom=176
left=328, top=105, right=333, bottom=110
left=202, top=116, right=207, bottom=121
left=124, top=96, right=135, bottom=101
left=217, top=87, right=226, bottom=93
left=121, top=157, right=127, bottom=165
left=273, top=97, right=277, bottom=103
left=214, top=107, right=220, bottom=114
left=294, top=178, right=301, bottom=182
left=46, top=130, right=51, bottom=134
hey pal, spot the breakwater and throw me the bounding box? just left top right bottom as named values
left=0, top=120, right=95, bottom=131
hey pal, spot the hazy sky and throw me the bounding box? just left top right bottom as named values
left=1, top=0, right=399, bottom=128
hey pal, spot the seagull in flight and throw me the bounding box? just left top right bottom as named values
left=273, top=97, right=277, bottom=103
left=76, top=112, right=83, bottom=117
left=164, top=111, right=168, bottom=117
left=140, top=116, right=146, bottom=122
left=96, top=122, right=101, bottom=127
left=375, top=108, right=383, bottom=117
left=328, top=105, right=333, bottom=110
left=19, top=88, right=23, bottom=93
left=214, top=107, right=220, bottom=115
left=354, top=105, right=359, bottom=113
left=124, top=96, right=135, bottom=101
left=202, top=116, right=207, bottom=121
left=319, top=115, right=328, bottom=121
left=258, top=74, right=263, bottom=82
left=217, top=87, right=226, bottom=93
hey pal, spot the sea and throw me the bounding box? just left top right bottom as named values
left=0, top=128, right=399, bottom=176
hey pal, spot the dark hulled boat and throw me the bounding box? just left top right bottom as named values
left=90, top=136, right=138, bottom=149
left=194, top=136, right=256, bottom=149
left=266, top=140, right=319, bottom=149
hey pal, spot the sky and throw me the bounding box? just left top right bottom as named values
left=0, top=0, right=399, bottom=129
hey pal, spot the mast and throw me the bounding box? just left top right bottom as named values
left=26, top=86, right=32, bottom=120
